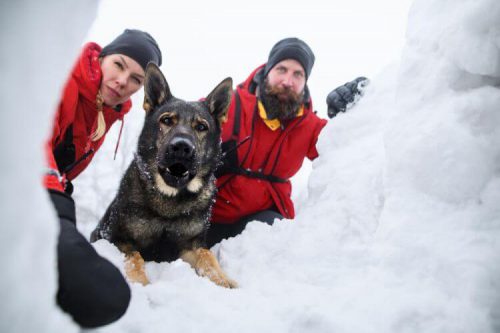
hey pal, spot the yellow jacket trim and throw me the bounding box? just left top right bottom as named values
left=257, top=100, right=304, bottom=131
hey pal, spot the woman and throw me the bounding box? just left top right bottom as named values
left=44, top=29, right=162, bottom=328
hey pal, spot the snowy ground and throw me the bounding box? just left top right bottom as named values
left=85, top=0, right=500, bottom=332
left=1, top=1, right=99, bottom=332
left=90, top=62, right=500, bottom=332
left=2, top=0, right=500, bottom=332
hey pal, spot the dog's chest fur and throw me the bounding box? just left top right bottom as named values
left=107, top=161, right=213, bottom=261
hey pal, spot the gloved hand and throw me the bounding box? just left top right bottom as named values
left=48, top=189, right=76, bottom=225
left=326, top=77, right=369, bottom=118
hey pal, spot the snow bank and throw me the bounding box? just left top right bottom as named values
left=88, top=0, right=499, bottom=332
left=0, top=1, right=98, bottom=331
left=301, top=0, right=500, bottom=331
left=6, top=0, right=496, bottom=332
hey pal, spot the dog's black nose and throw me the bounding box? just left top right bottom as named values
left=168, top=137, right=195, bottom=159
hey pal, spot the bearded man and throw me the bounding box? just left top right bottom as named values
left=207, top=37, right=363, bottom=246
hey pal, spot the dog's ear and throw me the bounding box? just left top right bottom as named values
left=205, top=77, right=233, bottom=126
left=143, top=62, right=172, bottom=113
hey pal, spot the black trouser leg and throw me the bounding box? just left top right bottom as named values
left=206, top=209, right=284, bottom=247
left=57, top=218, right=131, bottom=328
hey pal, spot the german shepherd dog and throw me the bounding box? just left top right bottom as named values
left=90, top=63, right=236, bottom=288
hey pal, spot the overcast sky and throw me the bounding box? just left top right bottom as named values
left=86, top=0, right=413, bottom=117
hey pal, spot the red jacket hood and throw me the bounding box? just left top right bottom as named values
left=240, top=64, right=265, bottom=90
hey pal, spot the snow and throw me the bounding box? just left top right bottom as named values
left=0, top=1, right=98, bottom=332
left=3, top=0, right=500, bottom=332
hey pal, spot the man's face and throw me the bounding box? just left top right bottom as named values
left=266, top=59, right=306, bottom=96
left=260, top=59, right=307, bottom=121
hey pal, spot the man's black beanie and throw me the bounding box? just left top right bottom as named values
left=263, top=37, right=315, bottom=80
left=100, top=29, right=162, bottom=71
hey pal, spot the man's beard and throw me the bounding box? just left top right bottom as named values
left=259, top=79, right=304, bottom=121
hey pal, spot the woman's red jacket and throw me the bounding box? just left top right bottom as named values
left=44, top=43, right=132, bottom=192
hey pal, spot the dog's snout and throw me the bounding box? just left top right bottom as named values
left=168, top=137, right=195, bottom=159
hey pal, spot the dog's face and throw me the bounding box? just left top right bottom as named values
left=138, top=63, right=232, bottom=196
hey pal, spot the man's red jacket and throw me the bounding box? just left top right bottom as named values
left=211, top=65, right=327, bottom=224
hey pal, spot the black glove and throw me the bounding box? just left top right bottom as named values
left=326, top=77, right=369, bottom=118
left=48, top=189, right=76, bottom=225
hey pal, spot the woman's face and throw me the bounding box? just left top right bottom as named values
left=99, top=54, right=145, bottom=107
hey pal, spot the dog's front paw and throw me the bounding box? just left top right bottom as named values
left=200, top=267, right=238, bottom=289
left=125, top=251, right=150, bottom=286
left=181, top=248, right=238, bottom=288
left=214, top=275, right=238, bottom=289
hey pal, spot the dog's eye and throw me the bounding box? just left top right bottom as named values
left=162, top=116, right=174, bottom=126
left=195, top=123, right=208, bottom=132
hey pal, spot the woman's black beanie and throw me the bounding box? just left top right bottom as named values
left=100, top=29, right=162, bottom=70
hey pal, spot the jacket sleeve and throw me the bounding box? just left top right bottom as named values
left=43, top=141, right=65, bottom=191
left=43, top=75, right=79, bottom=192
left=306, top=117, right=328, bottom=161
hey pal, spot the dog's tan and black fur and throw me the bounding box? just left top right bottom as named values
left=90, top=63, right=236, bottom=288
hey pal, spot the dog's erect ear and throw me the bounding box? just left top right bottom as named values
left=205, top=77, right=233, bottom=126
left=143, top=62, right=172, bottom=113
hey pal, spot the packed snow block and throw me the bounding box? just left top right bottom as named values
left=386, top=0, right=500, bottom=204
left=378, top=0, right=500, bottom=330
left=384, top=94, right=499, bottom=204
left=443, top=1, right=500, bottom=78
left=305, top=0, right=500, bottom=331
left=1, top=1, right=98, bottom=332
left=404, top=0, right=500, bottom=91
